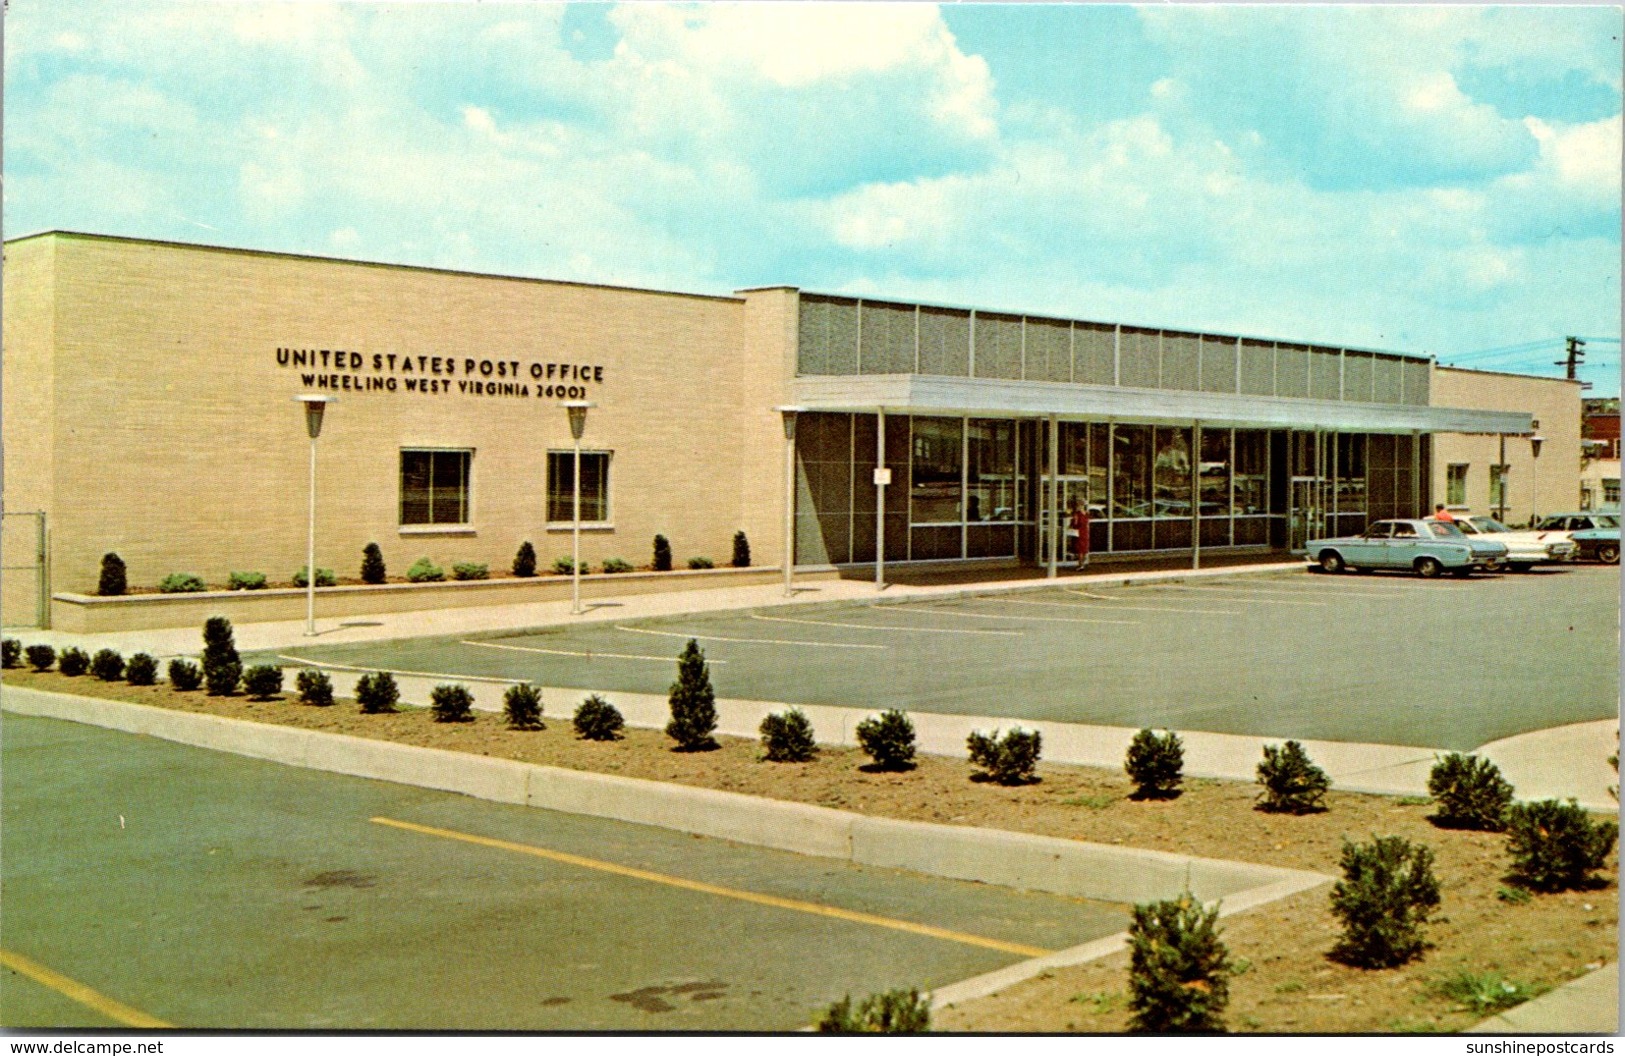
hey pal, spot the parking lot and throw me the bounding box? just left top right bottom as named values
left=268, top=565, right=1621, bottom=752
left=1, top=714, right=1127, bottom=1030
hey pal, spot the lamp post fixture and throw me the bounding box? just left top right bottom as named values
left=775, top=407, right=806, bottom=598
left=1529, top=432, right=1545, bottom=525
left=564, top=401, right=594, bottom=615
left=293, top=394, right=334, bottom=637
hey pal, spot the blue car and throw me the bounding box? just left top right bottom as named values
left=1301, top=518, right=1508, bottom=578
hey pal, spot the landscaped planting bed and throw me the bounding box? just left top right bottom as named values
left=3, top=665, right=1615, bottom=1034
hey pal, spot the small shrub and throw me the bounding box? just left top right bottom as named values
left=355, top=671, right=400, bottom=714
left=1, top=638, right=20, bottom=669
left=503, top=683, right=544, bottom=730
left=1255, top=740, right=1331, bottom=814
left=89, top=648, right=125, bottom=682
left=574, top=694, right=624, bottom=740
left=760, top=708, right=817, bottom=762
left=228, top=571, right=268, bottom=591
left=687, top=556, right=714, bottom=570
left=653, top=534, right=672, bottom=572
left=361, top=542, right=387, bottom=584
left=1429, top=971, right=1543, bottom=1015
left=817, top=989, right=930, bottom=1033
left=1427, top=753, right=1514, bottom=831
left=666, top=639, right=718, bottom=751
left=451, top=562, right=489, bottom=581
left=1127, top=892, right=1232, bottom=1033
left=1504, top=799, right=1618, bottom=893
left=1329, top=835, right=1441, bottom=968
left=57, top=647, right=89, bottom=677
left=167, top=658, right=203, bottom=691
left=1125, top=728, right=1184, bottom=799
left=601, top=557, right=633, bottom=574
left=292, top=566, right=337, bottom=588
left=296, top=668, right=334, bottom=707
left=967, top=727, right=1043, bottom=785
left=25, top=644, right=55, bottom=672
left=406, top=557, right=445, bottom=583
left=158, top=572, right=205, bottom=593
left=201, top=616, right=241, bottom=696
left=430, top=683, right=475, bottom=723
left=732, top=530, right=751, bottom=568
left=856, top=709, right=916, bottom=771
left=512, top=541, right=537, bottom=578
left=125, top=653, right=158, bottom=686
left=243, top=665, right=284, bottom=700
left=98, top=552, right=127, bottom=596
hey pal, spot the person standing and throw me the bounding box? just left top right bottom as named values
left=1433, top=503, right=1455, bottom=522
left=1069, top=499, right=1091, bottom=568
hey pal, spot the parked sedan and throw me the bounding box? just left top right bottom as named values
left=1446, top=515, right=1577, bottom=572
left=1569, top=525, right=1621, bottom=564
left=1301, top=519, right=1508, bottom=578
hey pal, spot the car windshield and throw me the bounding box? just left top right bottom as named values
left=1469, top=517, right=1511, bottom=533
left=1427, top=523, right=1464, bottom=539
left=1597, top=515, right=1620, bottom=528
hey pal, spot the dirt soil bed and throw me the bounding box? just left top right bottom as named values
left=5, top=668, right=1617, bottom=1034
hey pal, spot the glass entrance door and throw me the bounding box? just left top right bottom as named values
left=1289, top=477, right=1327, bottom=550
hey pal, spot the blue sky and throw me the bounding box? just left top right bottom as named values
left=5, top=1, right=1621, bottom=394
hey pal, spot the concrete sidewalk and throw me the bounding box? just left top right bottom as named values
left=1467, top=961, right=1618, bottom=1034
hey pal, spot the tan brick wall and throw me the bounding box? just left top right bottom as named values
left=20, top=234, right=781, bottom=593
left=1432, top=365, right=1583, bottom=524
left=2, top=237, right=58, bottom=624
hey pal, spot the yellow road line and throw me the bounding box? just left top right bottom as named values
left=371, top=816, right=1050, bottom=959
left=0, top=948, right=173, bottom=1029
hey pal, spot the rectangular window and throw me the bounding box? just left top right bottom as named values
left=1606, top=479, right=1620, bottom=506
left=966, top=419, right=1015, bottom=522
left=1112, top=425, right=1153, bottom=518
left=1199, top=430, right=1230, bottom=516
left=547, top=451, right=611, bottom=523
left=1153, top=427, right=1192, bottom=518
left=910, top=416, right=963, bottom=524
left=400, top=450, right=471, bottom=526
left=1446, top=463, right=1468, bottom=507
left=1489, top=464, right=1509, bottom=513
left=1233, top=430, right=1269, bottom=515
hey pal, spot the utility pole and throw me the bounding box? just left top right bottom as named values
left=1558, top=336, right=1591, bottom=388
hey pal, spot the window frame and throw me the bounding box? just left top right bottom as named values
left=398, top=448, right=475, bottom=533
left=545, top=449, right=614, bottom=528
left=1445, top=463, right=1469, bottom=507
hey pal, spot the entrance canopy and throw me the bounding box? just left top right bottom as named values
left=790, top=374, right=1532, bottom=435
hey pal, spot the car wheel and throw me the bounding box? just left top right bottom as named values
left=1415, top=557, right=1443, bottom=579
left=1508, top=561, right=1530, bottom=573
left=1318, top=551, right=1345, bottom=574
left=1600, top=544, right=1620, bottom=565
left=1482, top=558, right=1502, bottom=573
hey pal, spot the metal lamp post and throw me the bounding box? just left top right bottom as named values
left=1529, top=432, right=1544, bottom=526
left=775, top=407, right=806, bottom=598
left=564, top=401, right=594, bottom=614
left=293, top=394, right=335, bottom=636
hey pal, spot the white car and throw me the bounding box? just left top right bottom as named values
left=1443, top=515, right=1577, bottom=572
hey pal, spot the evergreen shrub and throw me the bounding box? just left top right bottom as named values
left=1427, top=753, right=1514, bottom=831
left=551, top=556, right=590, bottom=575
left=292, top=566, right=337, bottom=588
left=666, top=639, right=718, bottom=751
left=406, top=558, right=445, bottom=583
left=967, top=727, right=1043, bottom=785
left=653, top=535, right=672, bottom=572
left=687, top=556, right=714, bottom=570
left=503, top=683, right=544, bottom=730
left=355, top=671, right=400, bottom=714
left=430, top=683, right=475, bottom=722
left=125, top=653, right=158, bottom=686
left=1125, top=728, right=1184, bottom=799
left=512, top=541, right=537, bottom=578
left=26, top=644, right=55, bottom=672
left=98, top=553, right=127, bottom=596
left=167, top=658, right=203, bottom=691
left=2, top=639, right=20, bottom=669
left=58, top=648, right=89, bottom=677
left=1255, top=740, right=1331, bottom=814
left=817, top=990, right=930, bottom=1034
left=856, top=709, right=916, bottom=771
left=159, top=573, right=205, bottom=593
left=1127, top=892, right=1232, bottom=1032
left=760, top=708, right=817, bottom=762
left=228, top=571, right=268, bottom=591
left=732, top=531, right=751, bottom=568
left=361, top=542, right=387, bottom=584
left=1328, top=835, right=1441, bottom=968
left=573, top=694, right=624, bottom=740
left=601, top=557, right=632, bottom=574
left=243, top=665, right=284, bottom=700
left=296, top=668, right=334, bottom=707
left=201, top=616, right=242, bottom=696
left=90, top=648, right=125, bottom=682
left=452, top=562, right=489, bottom=581
left=1504, top=799, right=1618, bottom=893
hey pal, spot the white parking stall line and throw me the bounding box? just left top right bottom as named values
left=1133, top=585, right=1328, bottom=606
left=1065, top=589, right=1122, bottom=601
left=750, top=613, right=1023, bottom=637
left=1252, top=579, right=1417, bottom=597
left=894, top=606, right=1141, bottom=626
left=461, top=639, right=723, bottom=664
left=614, top=625, right=888, bottom=650
left=1001, top=597, right=1241, bottom=616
